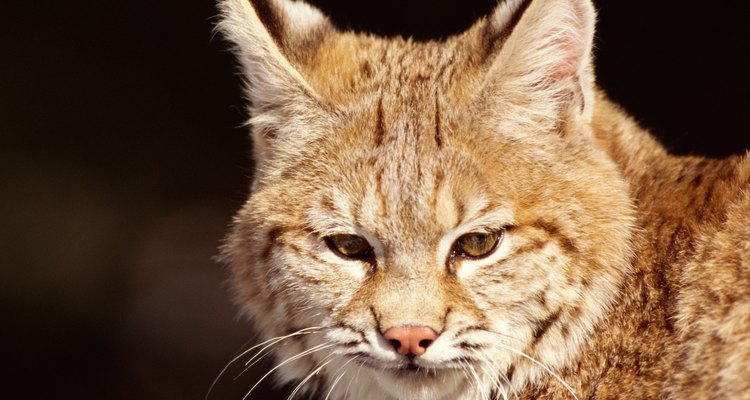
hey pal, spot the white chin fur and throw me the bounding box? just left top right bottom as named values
left=370, top=368, right=472, bottom=400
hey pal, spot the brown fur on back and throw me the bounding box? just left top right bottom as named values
left=522, top=94, right=750, bottom=399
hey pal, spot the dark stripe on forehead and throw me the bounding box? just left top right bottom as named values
left=374, top=95, right=385, bottom=147
left=434, top=96, right=443, bottom=148
left=375, top=167, right=388, bottom=218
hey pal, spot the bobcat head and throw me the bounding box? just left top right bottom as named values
left=218, top=0, right=635, bottom=398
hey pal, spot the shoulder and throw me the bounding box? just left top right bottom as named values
left=666, top=155, right=750, bottom=399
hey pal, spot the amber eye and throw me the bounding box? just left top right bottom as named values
left=325, top=234, right=374, bottom=262
left=454, top=230, right=503, bottom=258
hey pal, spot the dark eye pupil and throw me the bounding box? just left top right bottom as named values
left=465, top=234, right=488, bottom=248
left=325, top=234, right=373, bottom=261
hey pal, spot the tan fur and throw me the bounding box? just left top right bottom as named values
left=218, top=0, right=750, bottom=398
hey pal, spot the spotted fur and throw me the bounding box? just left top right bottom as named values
left=217, top=0, right=750, bottom=398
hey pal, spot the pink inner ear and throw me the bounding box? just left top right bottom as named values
left=535, top=0, right=593, bottom=86
left=490, top=0, right=595, bottom=92
left=547, top=31, right=586, bottom=82
left=562, top=0, right=593, bottom=75
left=484, top=0, right=596, bottom=128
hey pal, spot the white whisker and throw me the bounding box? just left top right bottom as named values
left=242, top=342, right=336, bottom=400
left=324, top=355, right=360, bottom=400
left=205, top=327, right=321, bottom=400
left=234, top=350, right=274, bottom=380
left=344, top=358, right=365, bottom=399
left=287, top=356, right=336, bottom=400
left=495, top=343, right=579, bottom=400
left=497, top=369, right=517, bottom=400
left=245, top=327, right=322, bottom=367
left=470, top=348, right=518, bottom=400
left=475, top=360, right=503, bottom=400
left=457, top=360, right=473, bottom=389
left=466, top=362, right=489, bottom=400
left=482, top=360, right=505, bottom=400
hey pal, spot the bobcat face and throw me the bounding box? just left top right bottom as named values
left=220, top=0, right=635, bottom=398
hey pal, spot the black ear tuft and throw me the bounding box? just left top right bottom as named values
left=248, top=0, right=286, bottom=48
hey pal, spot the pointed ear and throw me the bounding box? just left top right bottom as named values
left=218, top=0, right=334, bottom=170
left=479, top=0, right=596, bottom=134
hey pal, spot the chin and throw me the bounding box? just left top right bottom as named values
left=370, top=367, right=469, bottom=400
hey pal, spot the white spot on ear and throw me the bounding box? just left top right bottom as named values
left=489, top=0, right=528, bottom=31
left=276, top=0, right=327, bottom=35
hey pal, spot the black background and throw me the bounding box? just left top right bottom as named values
left=1, top=0, right=747, bottom=399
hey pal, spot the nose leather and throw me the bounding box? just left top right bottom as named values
left=383, top=326, right=438, bottom=357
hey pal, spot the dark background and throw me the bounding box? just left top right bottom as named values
left=1, top=0, right=747, bottom=399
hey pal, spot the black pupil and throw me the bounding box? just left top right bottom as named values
left=466, top=234, right=488, bottom=247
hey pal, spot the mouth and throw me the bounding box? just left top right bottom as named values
left=387, top=363, right=461, bottom=383
left=364, top=359, right=468, bottom=399
left=353, top=357, right=441, bottom=379
left=353, top=352, right=484, bottom=374
left=390, top=363, right=438, bottom=378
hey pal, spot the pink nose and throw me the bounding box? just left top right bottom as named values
left=383, top=326, right=438, bottom=357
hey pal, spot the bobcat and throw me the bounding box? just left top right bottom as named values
left=217, top=0, right=750, bottom=398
